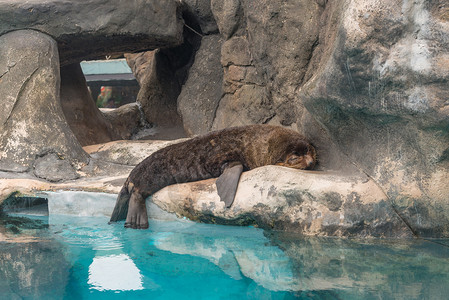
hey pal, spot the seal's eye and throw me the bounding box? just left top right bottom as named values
left=275, top=152, right=314, bottom=170
left=287, top=155, right=300, bottom=164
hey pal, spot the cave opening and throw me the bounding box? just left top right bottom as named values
left=59, top=10, right=203, bottom=147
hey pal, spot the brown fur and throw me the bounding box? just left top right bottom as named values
left=110, top=125, right=316, bottom=228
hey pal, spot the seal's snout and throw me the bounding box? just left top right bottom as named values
left=305, top=144, right=317, bottom=170
left=304, top=154, right=316, bottom=169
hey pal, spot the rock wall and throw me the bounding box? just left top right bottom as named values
left=297, top=0, right=449, bottom=236
left=129, top=0, right=448, bottom=237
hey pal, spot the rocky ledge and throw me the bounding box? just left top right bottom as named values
left=1, top=138, right=413, bottom=238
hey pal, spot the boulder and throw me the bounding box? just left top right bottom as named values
left=101, top=103, right=143, bottom=141
left=125, top=51, right=156, bottom=86
left=212, top=35, right=274, bottom=130
left=151, top=166, right=413, bottom=238
left=0, top=0, right=184, bottom=65
left=33, top=151, right=80, bottom=182
left=124, top=15, right=204, bottom=134
left=0, top=30, right=89, bottom=172
left=0, top=0, right=185, bottom=178
left=126, top=50, right=184, bottom=128
left=60, top=63, right=120, bottom=146
left=84, top=139, right=188, bottom=166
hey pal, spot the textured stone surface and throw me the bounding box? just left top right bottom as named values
left=101, top=103, right=143, bottom=141
left=124, top=19, right=202, bottom=133
left=298, top=0, right=449, bottom=237
left=210, top=0, right=322, bottom=130
left=151, top=166, right=412, bottom=238
left=127, top=49, right=184, bottom=128
left=0, top=0, right=184, bottom=176
left=60, top=63, right=119, bottom=146
left=178, top=34, right=224, bottom=135
left=125, top=51, right=156, bottom=86
left=0, top=30, right=88, bottom=171
left=33, top=152, right=80, bottom=182
left=83, top=139, right=189, bottom=166
left=182, top=0, right=219, bottom=35
left=211, top=0, right=245, bottom=39
left=0, top=0, right=184, bottom=65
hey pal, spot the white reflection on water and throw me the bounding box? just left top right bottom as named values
left=88, top=254, right=143, bottom=291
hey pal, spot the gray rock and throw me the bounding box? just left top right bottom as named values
left=125, top=52, right=155, bottom=86
left=33, top=152, right=80, bottom=182
left=0, top=30, right=89, bottom=171
left=124, top=21, right=202, bottom=133
left=206, top=0, right=323, bottom=131
left=178, top=34, right=224, bottom=135
left=60, top=63, right=119, bottom=146
left=84, top=139, right=188, bottom=166
left=220, top=36, right=252, bottom=67
left=0, top=0, right=184, bottom=65
left=101, top=103, right=143, bottom=141
left=211, top=0, right=245, bottom=39
left=182, top=0, right=219, bottom=35
left=130, top=49, right=184, bottom=128
left=212, top=85, right=273, bottom=130
left=151, top=166, right=413, bottom=238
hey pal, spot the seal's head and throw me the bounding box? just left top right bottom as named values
left=276, top=143, right=316, bottom=170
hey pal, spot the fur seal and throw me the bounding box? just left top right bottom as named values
left=110, top=125, right=316, bottom=229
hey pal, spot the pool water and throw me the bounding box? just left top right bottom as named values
left=1, top=213, right=449, bottom=299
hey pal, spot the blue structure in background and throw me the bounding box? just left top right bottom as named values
left=80, top=59, right=135, bottom=82
left=80, top=59, right=139, bottom=108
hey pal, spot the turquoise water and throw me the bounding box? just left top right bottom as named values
left=1, top=213, right=449, bottom=300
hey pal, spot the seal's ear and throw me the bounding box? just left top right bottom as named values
left=216, top=162, right=244, bottom=208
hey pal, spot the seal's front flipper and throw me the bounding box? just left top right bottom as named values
left=216, top=163, right=243, bottom=208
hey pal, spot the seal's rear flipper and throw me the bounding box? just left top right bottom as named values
left=216, top=163, right=243, bottom=208
left=109, top=185, right=131, bottom=223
